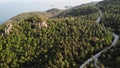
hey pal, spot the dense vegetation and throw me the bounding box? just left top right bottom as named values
left=0, top=16, right=113, bottom=68
left=99, top=0, right=120, bottom=34
left=94, top=0, right=120, bottom=68
left=84, top=0, right=120, bottom=68
left=57, top=5, right=99, bottom=21
left=0, top=0, right=119, bottom=68
left=99, top=41, right=120, bottom=68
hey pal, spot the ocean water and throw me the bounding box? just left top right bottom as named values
left=0, top=18, right=5, bottom=24
left=0, top=15, right=13, bottom=24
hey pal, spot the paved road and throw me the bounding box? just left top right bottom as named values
left=80, top=8, right=119, bottom=68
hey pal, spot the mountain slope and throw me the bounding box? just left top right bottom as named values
left=0, top=16, right=113, bottom=68
left=95, top=0, right=120, bottom=67
left=45, top=8, right=63, bottom=16
left=84, top=0, right=120, bottom=67
left=57, top=2, right=98, bottom=17
left=99, top=0, right=120, bottom=34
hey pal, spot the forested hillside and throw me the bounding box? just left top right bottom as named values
left=57, top=5, right=99, bottom=21
left=96, top=0, right=120, bottom=68
left=0, top=0, right=119, bottom=68
left=99, top=0, right=120, bottom=34
left=84, top=0, right=120, bottom=68
left=0, top=16, right=113, bottom=68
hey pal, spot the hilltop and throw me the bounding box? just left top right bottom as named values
left=4, top=8, right=63, bottom=24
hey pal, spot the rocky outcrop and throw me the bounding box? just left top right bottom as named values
left=5, top=23, right=13, bottom=35
left=36, top=21, right=48, bottom=28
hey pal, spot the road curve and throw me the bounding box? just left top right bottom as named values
left=80, top=7, right=119, bottom=68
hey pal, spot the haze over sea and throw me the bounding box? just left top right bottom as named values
left=0, top=0, right=102, bottom=24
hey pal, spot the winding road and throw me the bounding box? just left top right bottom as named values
left=79, top=6, right=119, bottom=68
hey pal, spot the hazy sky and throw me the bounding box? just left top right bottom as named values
left=0, top=0, right=102, bottom=23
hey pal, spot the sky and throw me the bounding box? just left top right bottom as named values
left=0, top=0, right=102, bottom=23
